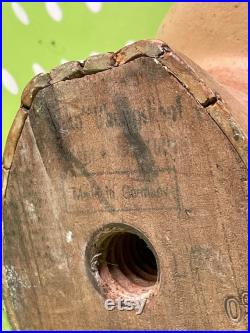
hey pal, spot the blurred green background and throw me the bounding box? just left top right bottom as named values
left=2, top=2, right=173, bottom=330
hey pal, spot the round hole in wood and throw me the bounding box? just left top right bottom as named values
left=86, top=224, right=160, bottom=300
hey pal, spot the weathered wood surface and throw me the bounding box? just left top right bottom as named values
left=157, top=2, right=248, bottom=132
left=2, top=40, right=248, bottom=330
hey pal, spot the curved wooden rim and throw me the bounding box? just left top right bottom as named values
left=2, top=39, right=248, bottom=330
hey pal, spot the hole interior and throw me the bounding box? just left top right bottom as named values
left=86, top=224, right=159, bottom=300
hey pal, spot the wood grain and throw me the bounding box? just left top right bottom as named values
left=2, top=40, right=247, bottom=330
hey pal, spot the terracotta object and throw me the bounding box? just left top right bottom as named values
left=3, top=40, right=247, bottom=330
left=157, top=2, right=248, bottom=132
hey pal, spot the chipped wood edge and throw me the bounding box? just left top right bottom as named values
left=3, top=108, right=28, bottom=170
left=158, top=49, right=248, bottom=167
left=2, top=39, right=248, bottom=330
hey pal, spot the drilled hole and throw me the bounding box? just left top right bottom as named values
left=86, top=224, right=159, bottom=300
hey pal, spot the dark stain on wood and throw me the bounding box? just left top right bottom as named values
left=28, top=86, right=115, bottom=213
left=2, top=42, right=248, bottom=330
left=114, top=96, right=158, bottom=182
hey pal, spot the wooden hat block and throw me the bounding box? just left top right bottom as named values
left=157, top=2, right=248, bottom=132
left=3, top=40, right=248, bottom=330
